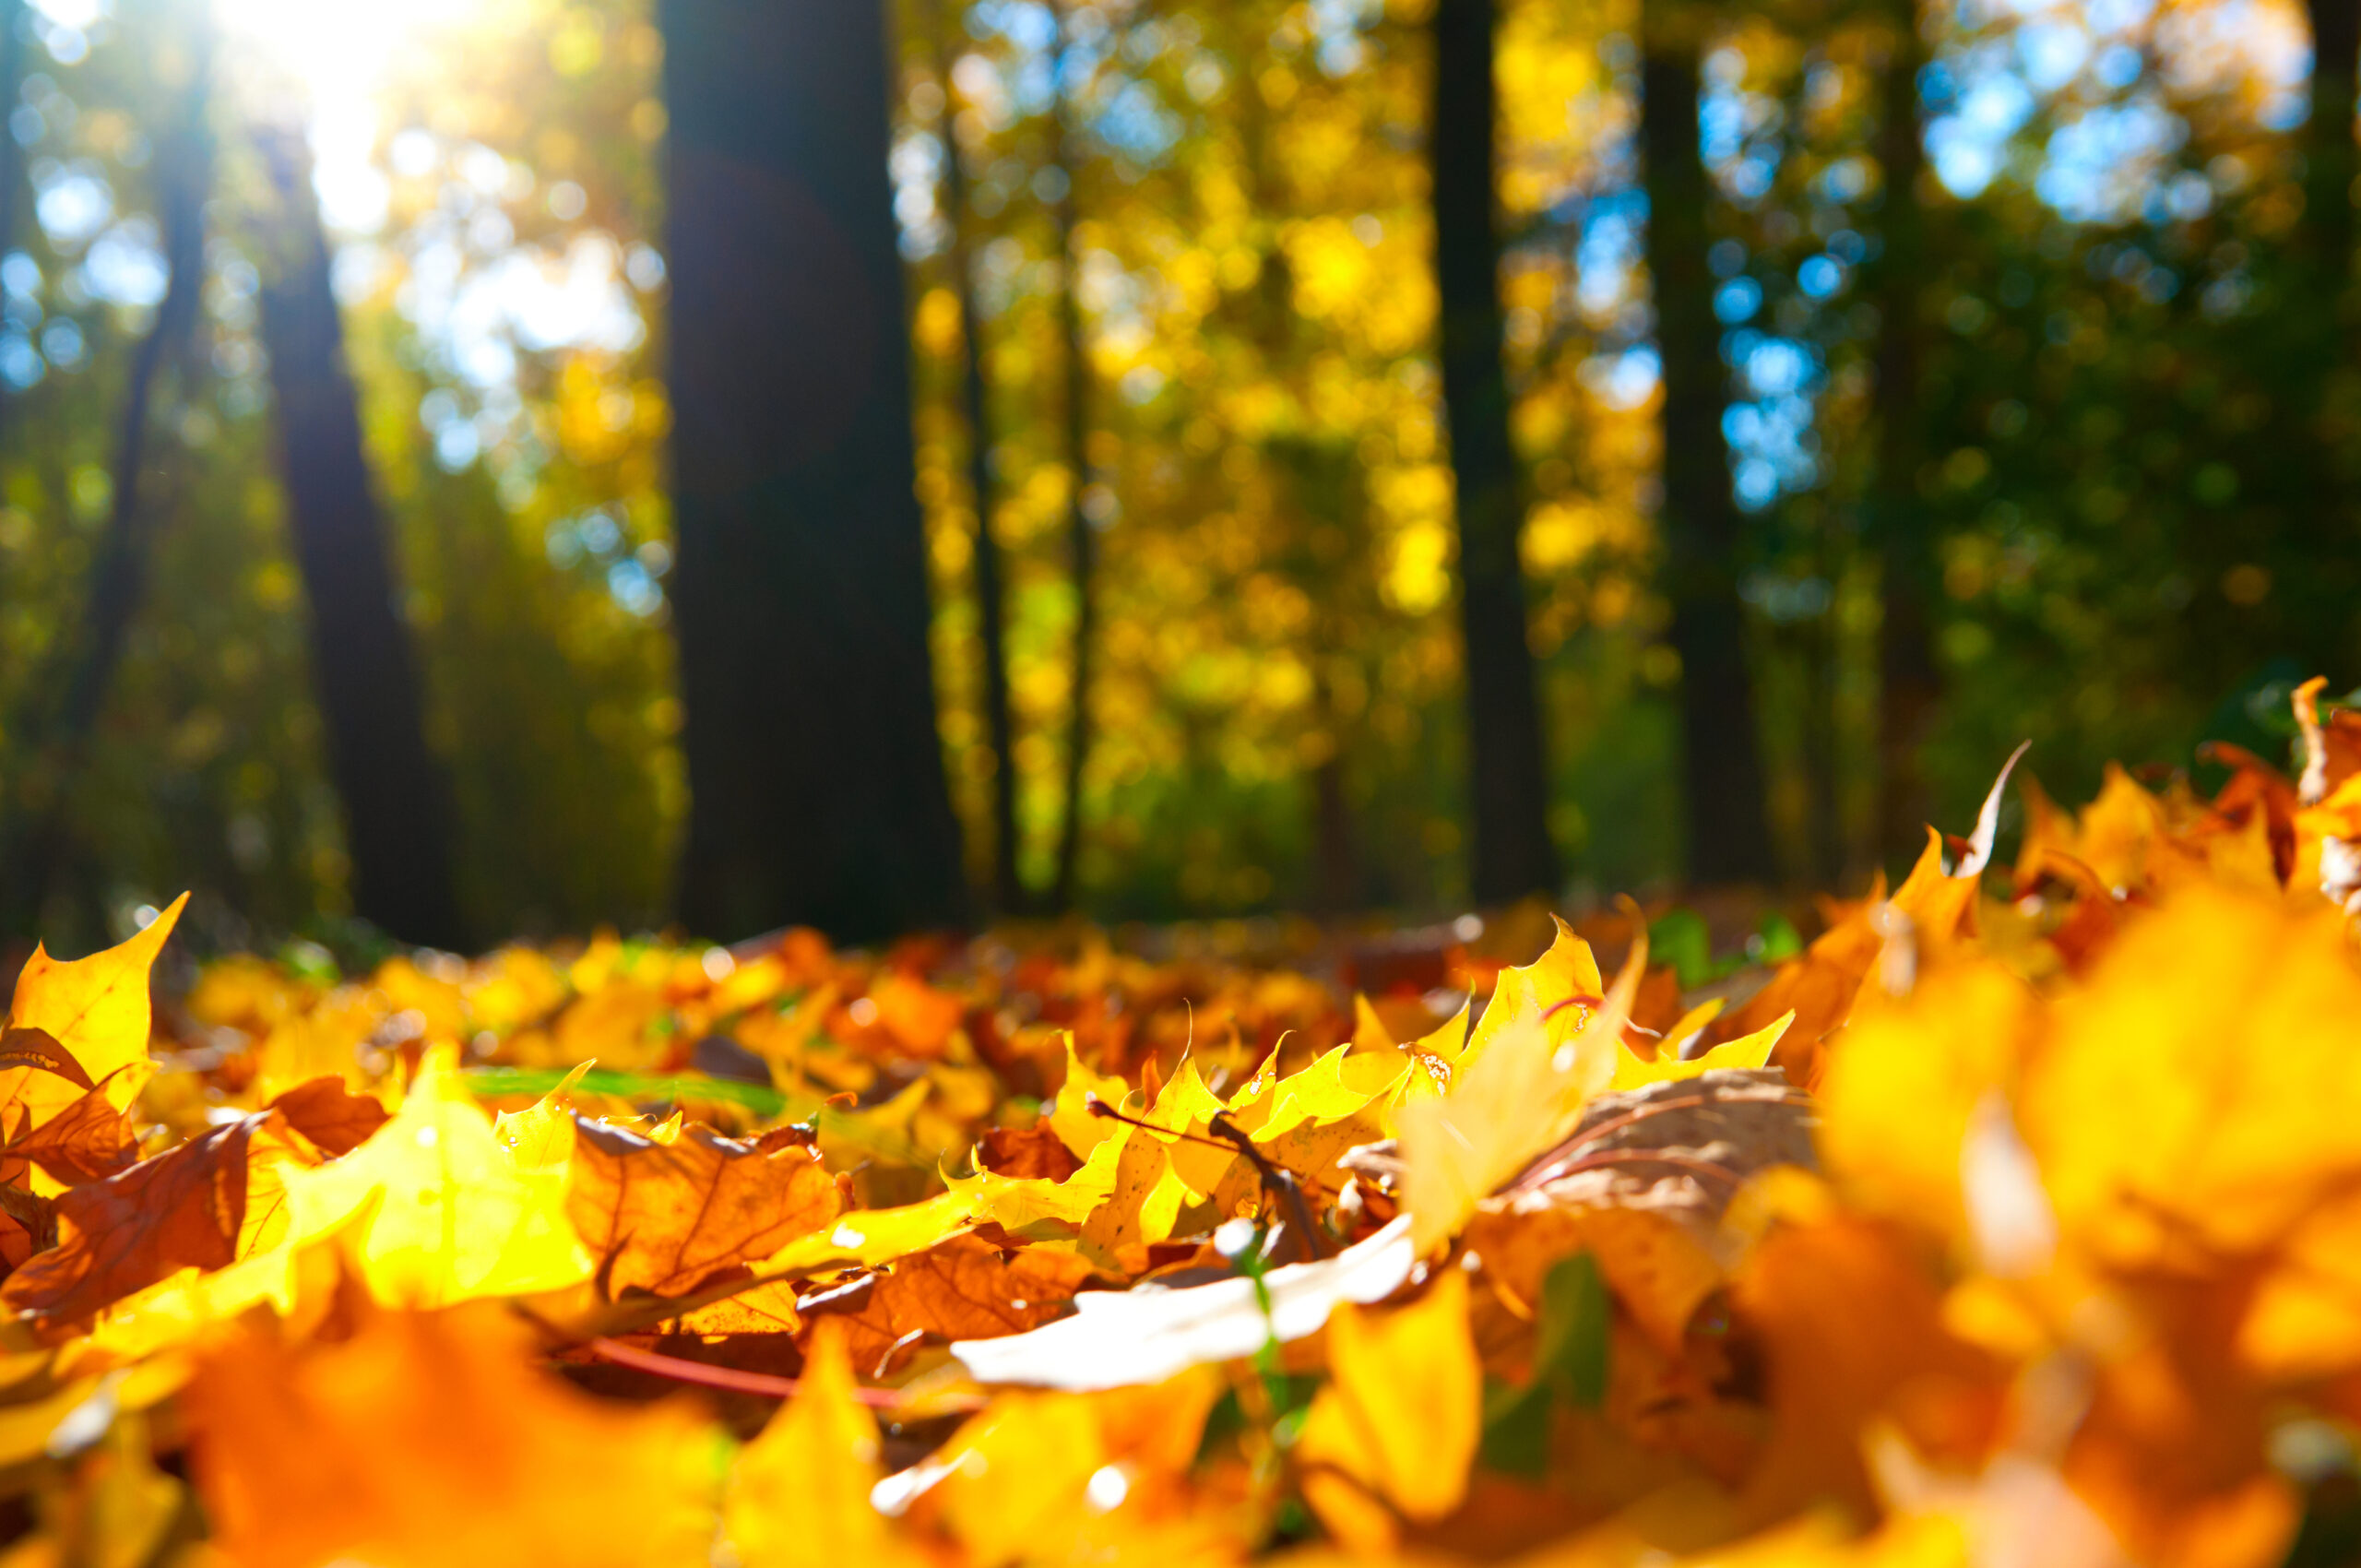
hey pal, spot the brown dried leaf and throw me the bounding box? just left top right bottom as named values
left=3, top=1075, right=138, bottom=1185
left=1, top=1112, right=266, bottom=1331
left=568, top=1118, right=847, bottom=1299
left=0, top=1027, right=95, bottom=1092
left=1503, top=1067, right=1816, bottom=1237
left=266, top=1075, right=391, bottom=1157
left=977, top=1124, right=1083, bottom=1182
left=800, top=1233, right=1097, bottom=1375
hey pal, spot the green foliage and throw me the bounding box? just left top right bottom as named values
left=1479, top=1250, right=1613, bottom=1477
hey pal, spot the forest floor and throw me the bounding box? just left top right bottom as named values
left=0, top=691, right=2355, bottom=1566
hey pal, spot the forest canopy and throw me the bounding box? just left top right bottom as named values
left=0, top=0, right=2343, bottom=953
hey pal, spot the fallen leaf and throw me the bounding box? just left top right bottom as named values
left=1608, top=1013, right=1792, bottom=1093
left=567, top=1118, right=844, bottom=1298
left=0, top=894, right=187, bottom=1130
left=951, top=1214, right=1417, bottom=1390
left=723, top=1318, right=923, bottom=1568
left=266, top=1075, right=391, bottom=1157
left=3, top=1075, right=138, bottom=1186
left=186, top=1302, right=720, bottom=1568
left=867, top=970, right=965, bottom=1056
left=1299, top=1266, right=1480, bottom=1541
left=1397, top=938, right=1643, bottom=1253
left=801, top=1232, right=1099, bottom=1374
left=978, top=1123, right=1083, bottom=1182
left=2, top=1111, right=268, bottom=1333
left=1730, top=1217, right=2007, bottom=1523
left=280, top=1045, right=593, bottom=1307
left=919, top=1366, right=1232, bottom=1568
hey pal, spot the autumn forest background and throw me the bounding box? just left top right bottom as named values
left=0, top=0, right=2345, bottom=956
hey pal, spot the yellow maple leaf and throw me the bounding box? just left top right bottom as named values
left=4, top=892, right=187, bottom=1122
left=281, top=1045, right=593, bottom=1307
left=724, top=1320, right=922, bottom=1568
left=2022, top=884, right=2361, bottom=1265
left=951, top=1135, right=1121, bottom=1230
left=1457, top=916, right=1606, bottom=1075
left=1048, top=1033, right=1133, bottom=1158
left=1817, top=965, right=2033, bottom=1242
left=924, top=1368, right=1229, bottom=1568
left=491, top=1060, right=592, bottom=1174
left=1398, top=936, right=1643, bottom=1253
left=761, top=1191, right=979, bottom=1275
left=1608, top=1010, right=1792, bottom=1093
left=1297, top=1266, right=1479, bottom=1549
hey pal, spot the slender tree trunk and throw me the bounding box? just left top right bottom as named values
left=1048, top=3, right=1095, bottom=913
left=1431, top=0, right=1560, bottom=905
left=1641, top=21, right=1774, bottom=886
left=1871, top=4, right=1938, bottom=872
left=0, top=0, right=28, bottom=458
left=664, top=0, right=967, bottom=942
left=0, top=22, right=209, bottom=936
left=1310, top=673, right=1358, bottom=915
left=936, top=5, right=1025, bottom=918
left=255, top=134, right=468, bottom=949
left=4, top=26, right=201, bottom=930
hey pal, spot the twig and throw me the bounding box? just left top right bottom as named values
left=581, top=1336, right=986, bottom=1413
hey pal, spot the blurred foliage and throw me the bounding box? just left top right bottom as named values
left=0, top=0, right=2349, bottom=944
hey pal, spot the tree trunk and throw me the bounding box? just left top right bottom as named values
left=255, top=134, right=468, bottom=949
left=0, top=22, right=209, bottom=936
left=1430, top=0, right=1560, bottom=905
left=2307, top=0, right=2358, bottom=296
left=2303, top=0, right=2359, bottom=577
left=0, top=0, right=28, bottom=457
left=1310, top=675, right=1359, bottom=915
left=1870, top=2, right=1939, bottom=872
left=1641, top=22, right=1774, bottom=886
left=936, top=5, right=1025, bottom=918
left=1048, top=2, right=1095, bottom=914
left=663, top=0, right=967, bottom=942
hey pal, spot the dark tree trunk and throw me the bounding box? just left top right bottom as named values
left=663, top=0, right=967, bottom=942
left=2307, top=0, right=2359, bottom=294
left=0, top=0, right=27, bottom=457
left=1430, top=0, right=1560, bottom=905
left=1871, top=3, right=1939, bottom=872
left=2303, top=0, right=2359, bottom=567
left=937, top=6, right=1025, bottom=918
left=1047, top=2, right=1095, bottom=914
left=255, top=135, right=468, bottom=949
left=1311, top=677, right=1359, bottom=916
left=0, top=22, right=209, bottom=936
left=1641, top=26, right=1774, bottom=886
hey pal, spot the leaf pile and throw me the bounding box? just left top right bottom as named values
left=1, top=685, right=2360, bottom=1567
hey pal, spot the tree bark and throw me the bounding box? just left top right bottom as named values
left=0, top=21, right=208, bottom=936
left=936, top=6, right=1025, bottom=918
left=255, top=134, right=468, bottom=949
left=663, top=0, right=967, bottom=942
left=1430, top=0, right=1560, bottom=905
left=1870, top=3, right=1939, bottom=872
left=2307, top=0, right=2359, bottom=295
left=2302, top=0, right=2359, bottom=575
left=1641, top=23, right=1774, bottom=885
left=0, top=0, right=28, bottom=457
left=1047, top=2, right=1095, bottom=914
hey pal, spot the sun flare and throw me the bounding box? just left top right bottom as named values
left=209, top=0, right=483, bottom=114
